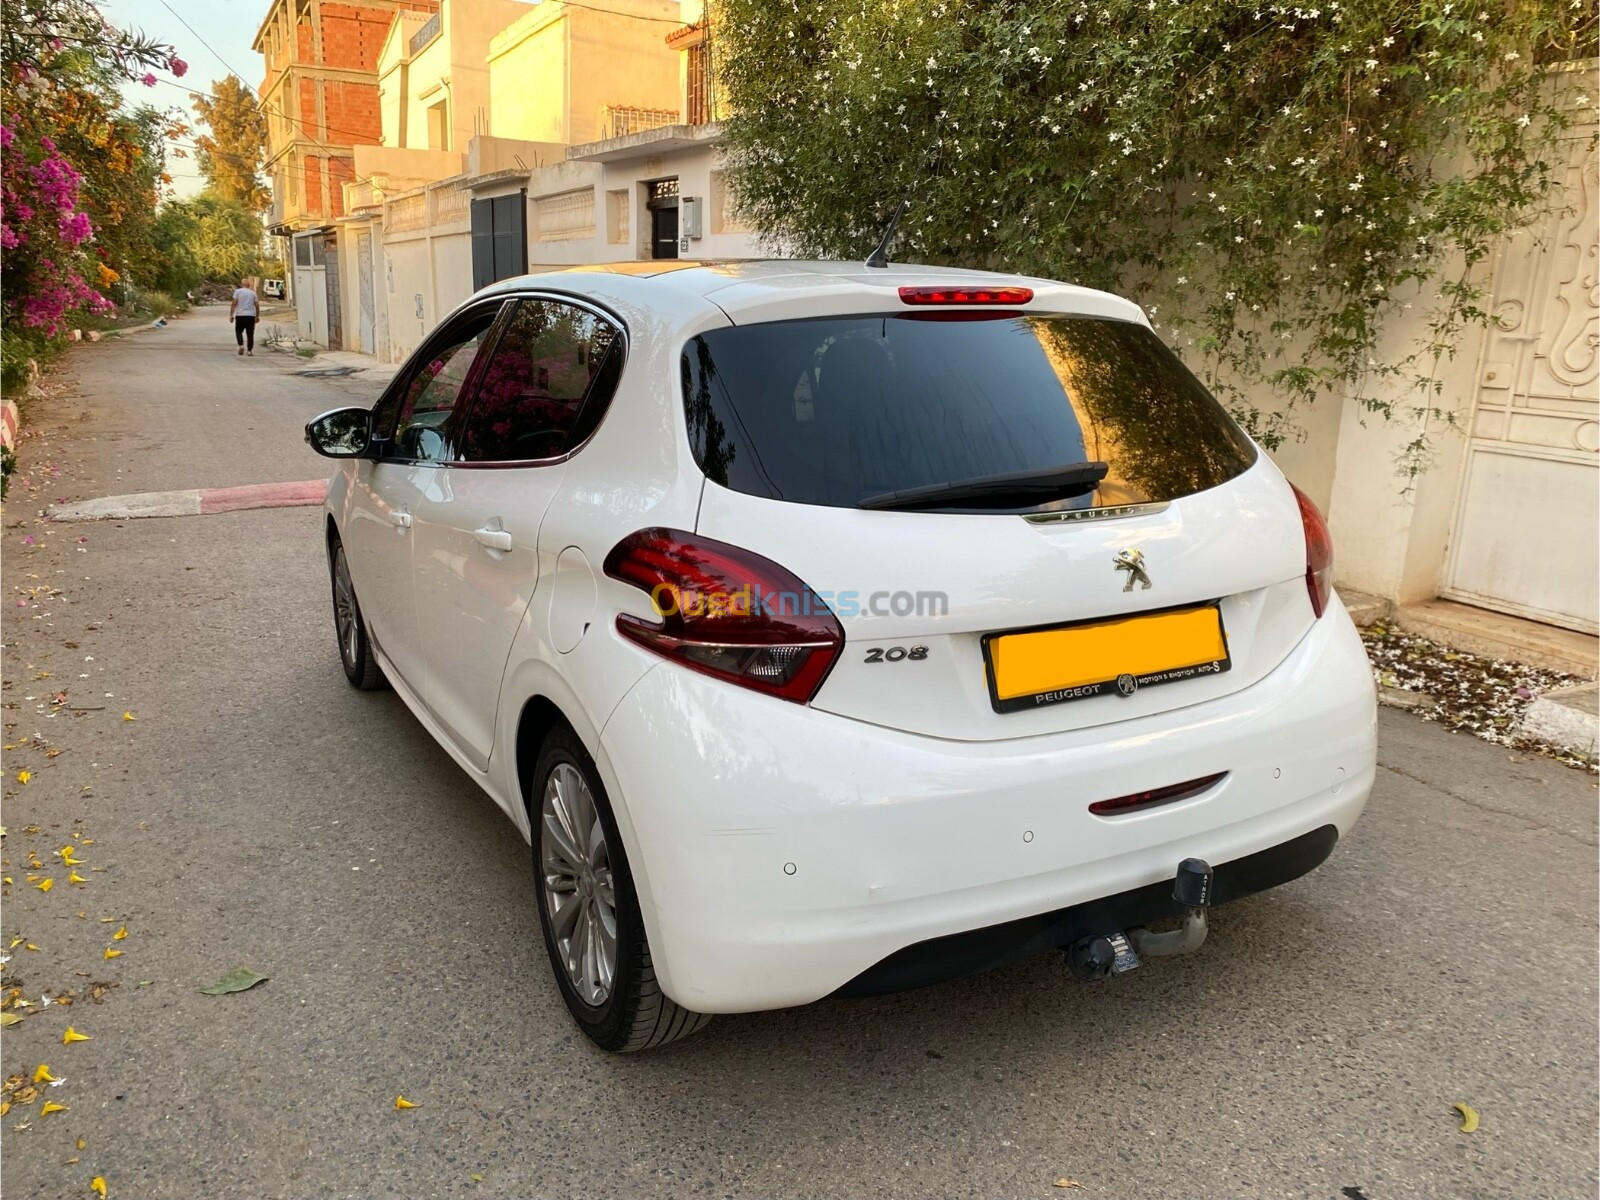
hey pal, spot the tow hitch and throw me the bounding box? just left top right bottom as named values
left=1063, top=858, right=1214, bottom=982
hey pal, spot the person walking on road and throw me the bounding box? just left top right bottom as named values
left=230, top=278, right=258, bottom=356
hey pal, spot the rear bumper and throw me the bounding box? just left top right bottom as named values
left=596, top=600, right=1376, bottom=1014
left=833, top=823, right=1338, bottom=997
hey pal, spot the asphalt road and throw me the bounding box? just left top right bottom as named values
left=3, top=307, right=1596, bottom=1200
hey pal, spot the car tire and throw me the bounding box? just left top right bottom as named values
left=329, top=537, right=386, bottom=691
left=530, top=724, right=710, bottom=1052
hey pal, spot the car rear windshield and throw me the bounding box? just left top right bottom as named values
left=680, top=313, right=1257, bottom=511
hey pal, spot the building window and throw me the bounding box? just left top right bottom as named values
left=606, top=189, right=629, bottom=245
left=686, top=42, right=710, bottom=125
left=427, top=100, right=449, bottom=151
left=710, top=170, right=751, bottom=235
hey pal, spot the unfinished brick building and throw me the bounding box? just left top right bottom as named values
left=254, top=0, right=438, bottom=344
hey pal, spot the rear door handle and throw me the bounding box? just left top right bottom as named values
left=474, top=527, right=513, bottom=551
left=390, top=511, right=412, bottom=529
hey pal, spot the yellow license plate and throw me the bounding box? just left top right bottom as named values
left=983, top=605, right=1230, bottom=712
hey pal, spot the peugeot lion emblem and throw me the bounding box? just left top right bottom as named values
left=1116, top=673, right=1139, bottom=697
left=1113, top=548, right=1151, bottom=592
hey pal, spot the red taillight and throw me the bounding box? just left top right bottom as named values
left=1292, top=484, right=1333, bottom=618
left=898, top=285, right=1034, bottom=306
left=603, top=528, right=844, bottom=703
left=1088, top=772, right=1228, bottom=817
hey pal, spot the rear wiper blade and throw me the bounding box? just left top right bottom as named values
left=857, top=462, right=1110, bottom=511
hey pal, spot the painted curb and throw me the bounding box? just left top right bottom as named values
left=2, top=398, right=17, bottom=453
left=200, top=479, right=327, bottom=514
left=48, top=479, right=327, bottom=522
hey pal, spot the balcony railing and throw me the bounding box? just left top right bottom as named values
left=408, top=12, right=441, bottom=57
left=597, top=105, right=680, bottom=140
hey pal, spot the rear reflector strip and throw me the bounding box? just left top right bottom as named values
left=898, top=285, right=1034, bottom=306
left=1088, top=772, right=1228, bottom=817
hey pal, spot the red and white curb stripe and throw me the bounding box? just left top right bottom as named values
left=1, top=400, right=18, bottom=453
left=47, top=479, right=327, bottom=522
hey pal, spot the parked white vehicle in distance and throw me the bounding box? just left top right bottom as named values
left=306, top=260, right=1377, bottom=1052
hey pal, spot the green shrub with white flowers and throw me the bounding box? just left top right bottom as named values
left=717, top=0, right=1595, bottom=467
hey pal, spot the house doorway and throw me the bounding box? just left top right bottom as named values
left=647, top=178, right=679, bottom=260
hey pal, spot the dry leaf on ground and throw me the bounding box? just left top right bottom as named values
left=199, top=967, right=267, bottom=995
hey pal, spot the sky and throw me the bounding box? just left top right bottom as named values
left=105, top=0, right=266, bottom=199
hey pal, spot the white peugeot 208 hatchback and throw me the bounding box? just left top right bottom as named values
left=307, top=261, right=1377, bottom=1052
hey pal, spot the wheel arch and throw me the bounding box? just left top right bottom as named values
left=514, top=695, right=568, bottom=821
left=503, top=677, right=667, bottom=973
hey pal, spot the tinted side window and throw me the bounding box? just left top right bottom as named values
left=387, top=307, right=499, bottom=462
left=455, top=299, right=623, bottom=463
left=681, top=314, right=1256, bottom=510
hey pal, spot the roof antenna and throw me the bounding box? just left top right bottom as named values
left=864, top=198, right=911, bottom=269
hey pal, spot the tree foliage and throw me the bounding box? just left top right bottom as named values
left=192, top=75, right=269, bottom=211
left=717, top=0, right=1596, bottom=462
left=1, top=0, right=184, bottom=340
left=146, top=191, right=272, bottom=295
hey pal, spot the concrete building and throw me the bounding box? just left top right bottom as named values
left=330, top=0, right=757, bottom=365
left=376, top=0, right=533, bottom=154
left=253, top=0, right=439, bottom=346
left=475, top=0, right=759, bottom=276
left=486, top=0, right=682, bottom=146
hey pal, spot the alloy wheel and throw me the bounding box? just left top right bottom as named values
left=333, top=547, right=360, bottom=668
left=540, top=762, right=617, bottom=1006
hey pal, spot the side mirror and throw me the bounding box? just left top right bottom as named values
left=305, top=407, right=372, bottom=458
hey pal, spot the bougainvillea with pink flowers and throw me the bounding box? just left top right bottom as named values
left=2, top=134, right=113, bottom=330
left=1, top=0, right=181, bottom=340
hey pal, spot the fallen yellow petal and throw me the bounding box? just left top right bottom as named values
left=40, top=1100, right=68, bottom=1116
left=77, top=1136, right=86, bottom=1150
left=62, top=1025, right=90, bottom=1044
left=1453, top=1102, right=1480, bottom=1134
left=25, top=942, right=40, bottom=952
left=112, top=927, right=127, bottom=940
left=60, top=845, right=81, bottom=863
left=17, top=770, right=31, bottom=784
left=121, top=711, right=135, bottom=722
left=8, top=936, right=22, bottom=949
left=0, top=1100, right=9, bottom=1116
left=68, top=872, right=88, bottom=886
left=103, top=947, right=122, bottom=960
left=34, top=878, right=53, bottom=892
left=394, top=1095, right=417, bottom=1110
left=91, top=1177, right=107, bottom=1198
left=1052, top=1181, right=1085, bottom=1191
left=32, top=1064, right=56, bottom=1083
left=2, top=877, right=12, bottom=885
